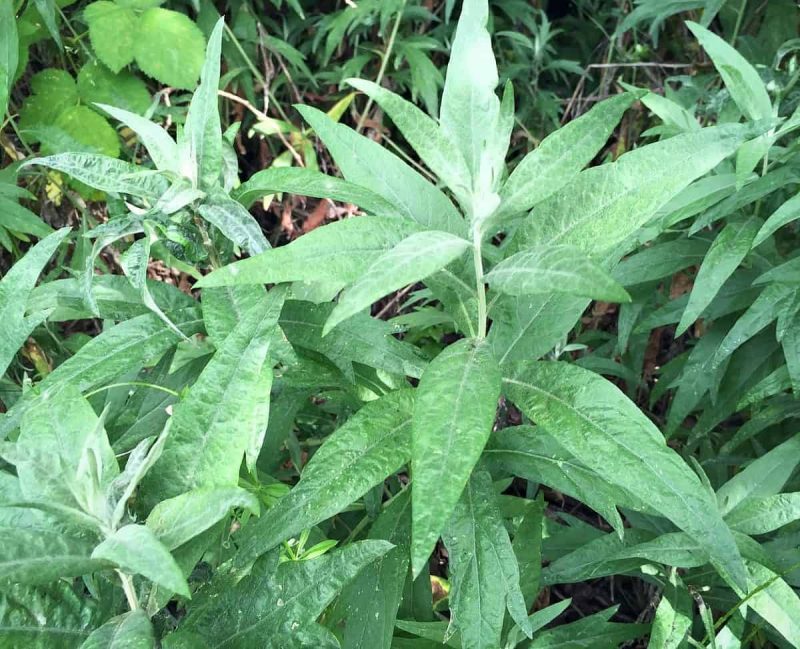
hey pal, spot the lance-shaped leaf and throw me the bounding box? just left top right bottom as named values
left=233, top=166, right=398, bottom=214
left=648, top=570, right=692, bottom=649
left=346, top=79, right=471, bottom=203
left=92, top=524, right=189, bottom=598
left=0, top=306, right=203, bottom=440
left=515, top=123, right=754, bottom=255
left=339, top=489, right=411, bottom=649
left=502, top=361, right=748, bottom=593
left=485, top=245, right=631, bottom=302
left=439, top=0, right=499, bottom=183
left=142, top=289, right=285, bottom=505
left=80, top=610, right=154, bottom=649
left=0, top=0, right=17, bottom=118
left=411, top=338, right=500, bottom=577
left=676, top=216, right=761, bottom=336
left=23, top=154, right=169, bottom=199
left=687, top=22, right=772, bottom=122
left=324, top=231, right=471, bottom=335
left=442, top=469, right=532, bottom=647
left=297, top=105, right=466, bottom=236
left=747, top=561, right=800, bottom=647
left=497, top=92, right=636, bottom=221
left=147, top=486, right=259, bottom=551
left=197, top=217, right=420, bottom=288
left=0, top=228, right=69, bottom=376
left=96, top=103, right=178, bottom=173
left=198, top=190, right=269, bottom=256
left=754, top=193, right=800, bottom=247
left=175, top=541, right=393, bottom=648
left=234, top=389, right=414, bottom=567
left=183, top=18, right=223, bottom=190
left=725, top=493, right=800, bottom=535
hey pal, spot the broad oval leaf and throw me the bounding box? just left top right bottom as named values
left=411, top=338, right=500, bottom=577
left=79, top=610, right=154, bottom=649
left=502, top=361, right=748, bottom=593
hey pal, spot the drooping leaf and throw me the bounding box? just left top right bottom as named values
left=234, top=390, right=414, bottom=567
left=146, top=486, right=259, bottom=550
left=0, top=228, right=69, bottom=376
left=753, top=192, right=800, bottom=246
left=79, top=610, right=154, bottom=649
left=96, top=103, right=178, bottom=174
left=503, top=361, right=748, bottom=592
left=197, top=217, right=420, bottom=288
left=232, top=166, right=398, bottom=214
left=485, top=245, right=631, bottom=302
left=92, top=524, right=189, bottom=597
left=411, top=338, right=500, bottom=577
left=442, top=469, right=532, bottom=648
left=142, top=288, right=284, bottom=505
left=175, top=541, right=393, bottom=648
left=324, top=231, right=471, bottom=334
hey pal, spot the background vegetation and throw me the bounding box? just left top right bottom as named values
left=1, top=0, right=800, bottom=647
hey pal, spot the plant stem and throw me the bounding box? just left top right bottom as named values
left=472, top=229, right=487, bottom=339
left=356, top=0, right=407, bottom=133
left=117, top=570, right=139, bottom=610
left=729, top=0, right=747, bottom=45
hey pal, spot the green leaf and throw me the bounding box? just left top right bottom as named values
left=324, top=231, right=470, bottom=334
left=0, top=195, right=53, bottom=238
left=297, top=105, right=466, bottom=236
left=18, top=69, right=77, bottom=133
left=147, top=486, right=259, bottom=550
left=0, top=306, right=203, bottom=440
left=439, top=0, right=499, bottom=185
left=0, top=228, right=69, bottom=376
left=496, top=92, right=636, bottom=221
left=647, top=570, right=691, bottom=649
left=182, top=17, right=222, bottom=187
left=79, top=610, right=154, bottom=649
left=77, top=61, right=151, bottom=116
left=0, top=509, right=104, bottom=585
left=201, top=284, right=266, bottom=343
left=142, top=289, right=284, bottom=505
left=340, top=489, right=411, bottom=649
left=134, top=9, right=206, bottom=90
left=676, top=216, right=761, bottom=336
left=83, top=1, right=137, bottom=73
left=234, top=389, right=414, bottom=567
left=53, top=105, right=120, bottom=158
left=687, top=21, right=772, bottom=121
left=23, top=153, right=169, bottom=199
left=198, top=216, right=419, bottom=289
left=0, top=581, right=101, bottom=647
left=503, top=361, right=748, bottom=593
left=411, top=338, right=500, bottom=577
left=528, top=607, right=647, bottom=648
left=96, top=103, right=178, bottom=173
left=716, top=433, right=800, bottom=515
left=612, top=237, right=710, bottom=286
left=725, top=493, right=800, bottom=534
left=747, top=561, right=800, bottom=647
left=753, top=192, right=800, bottom=246
left=515, top=123, right=753, bottom=255
left=176, top=541, right=393, bottom=647
left=442, top=469, right=532, bottom=647
left=486, top=245, right=631, bottom=302
left=0, top=0, right=18, bottom=118
left=346, top=78, right=471, bottom=203
left=232, top=167, right=397, bottom=214
left=198, top=190, right=269, bottom=255
left=92, top=524, right=189, bottom=597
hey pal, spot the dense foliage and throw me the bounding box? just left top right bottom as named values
left=2, top=0, right=800, bottom=647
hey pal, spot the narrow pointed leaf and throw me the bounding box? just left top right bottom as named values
left=754, top=193, right=800, bottom=246
left=411, top=338, right=500, bottom=577
left=198, top=191, right=269, bottom=256
left=324, top=231, right=470, bottom=334
left=96, top=103, right=178, bottom=173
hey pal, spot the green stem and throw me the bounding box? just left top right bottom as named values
left=729, top=0, right=746, bottom=45
left=84, top=381, right=180, bottom=399
left=117, top=570, right=139, bottom=610
left=472, top=230, right=487, bottom=339
left=356, top=0, right=407, bottom=133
